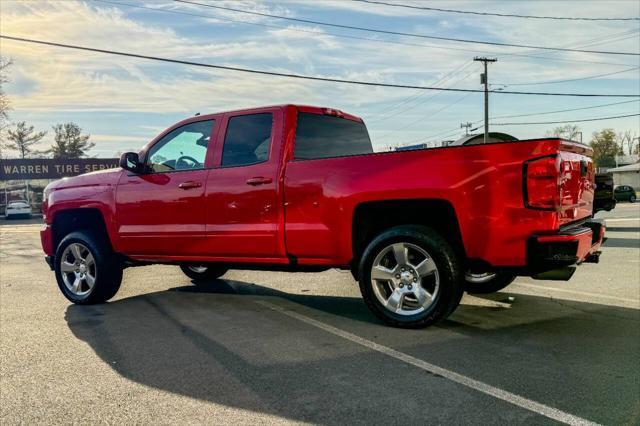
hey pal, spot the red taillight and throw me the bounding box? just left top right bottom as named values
left=524, top=155, right=560, bottom=210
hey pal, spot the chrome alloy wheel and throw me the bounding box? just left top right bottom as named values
left=60, top=243, right=96, bottom=297
left=465, top=272, right=496, bottom=283
left=188, top=266, right=208, bottom=274
left=370, top=242, right=439, bottom=316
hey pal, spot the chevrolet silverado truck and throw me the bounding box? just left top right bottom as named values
left=40, top=105, right=604, bottom=328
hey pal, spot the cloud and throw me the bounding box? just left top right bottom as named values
left=1, top=0, right=638, bottom=156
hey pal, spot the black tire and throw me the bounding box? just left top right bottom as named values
left=630, top=194, right=636, bottom=203
left=180, top=264, right=228, bottom=282
left=464, top=272, right=516, bottom=294
left=358, top=225, right=464, bottom=328
left=54, top=231, right=122, bottom=304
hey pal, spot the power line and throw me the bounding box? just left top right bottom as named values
left=353, top=0, right=640, bottom=22
left=492, top=113, right=640, bottom=126
left=3, top=35, right=638, bottom=98
left=172, top=0, right=640, bottom=56
left=380, top=92, right=476, bottom=140
left=489, top=99, right=640, bottom=120
left=93, top=0, right=637, bottom=68
left=370, top=62, right=476, bottom=122
left=496, top=66, right=640, bottom=86
left=371, top=60, right=474, bottom=115
left=387, top=100, right=640, bottom=145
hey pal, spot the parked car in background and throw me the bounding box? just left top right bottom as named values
left=594, top=173, right=616, bottom=213
left=5, top=200, right=32, bottom=219
left=614, top=185, right=636, bottom=203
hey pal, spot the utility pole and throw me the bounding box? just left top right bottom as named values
left=474, top=57, right=497, bottom=144
left=460, top=122, right=473, bottom=136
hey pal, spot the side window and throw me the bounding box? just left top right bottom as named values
left=295, top=112, right=373, bottom=160
left=146, top=120, right=214, bottom=173
left=221, top=113, right=273, bottom=167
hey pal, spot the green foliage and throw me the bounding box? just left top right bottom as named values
left=5, top=121, right=47, bottom=159
left=590, top=128, right=622, bottom=168
left=50, top=123, right=94, bottom=159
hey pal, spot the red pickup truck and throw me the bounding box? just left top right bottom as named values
left=40, top=104, right=604, bottom=328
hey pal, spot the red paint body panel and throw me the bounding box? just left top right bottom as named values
left=203, top=107, right=286, bottom=259
left=40, top=104, right=599, bottom=273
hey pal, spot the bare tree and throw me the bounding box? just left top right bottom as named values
left=616, top=130, right=639, bottom=155
left=546, top=124, right=581, bottom=141
left=5, top=121, right=47, bottom=159
left=0, top=57, right=13, bottom=158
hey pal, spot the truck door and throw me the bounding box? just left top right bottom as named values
left=203, top=109, right=285, bottom=259
left=115, top=119, right=216, bottom=256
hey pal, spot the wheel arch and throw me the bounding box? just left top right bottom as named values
left=51, top=208, right=112, bottom=252
left=351, top=199, right=465, bottom=278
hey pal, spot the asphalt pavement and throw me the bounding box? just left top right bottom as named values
left=1, top=205, right=638, bottom=425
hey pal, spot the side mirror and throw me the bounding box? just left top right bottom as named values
left=119, top=152, right=142, bottom=173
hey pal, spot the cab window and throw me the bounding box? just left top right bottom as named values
left=294, top=112, right=373, bottom=160
left=146, top=120, right=214, bottom=173
left=221, top=113, right=273, bottom=167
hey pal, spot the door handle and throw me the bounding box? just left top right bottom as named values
left=246, top=177, right=272, bottom=186
left=178, top=181, right=202, bottom=190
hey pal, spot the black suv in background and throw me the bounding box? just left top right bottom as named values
left=594, top=173, right=616, bottom=213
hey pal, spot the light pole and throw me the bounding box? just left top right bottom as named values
left=474, top=57, right=497, bottom=144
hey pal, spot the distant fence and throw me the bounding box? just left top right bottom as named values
left=0, top=158, right=119, bottom=180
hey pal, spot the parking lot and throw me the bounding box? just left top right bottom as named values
left=1, top=205, right=638, bottom=425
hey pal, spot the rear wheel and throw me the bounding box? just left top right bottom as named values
left=358, top=225, right=463, bottom=328
left=464, top=271, right=516, bottom=294
left=180, top=264, right=228, bottom=282
left=55, top=231, right=122, bottom=304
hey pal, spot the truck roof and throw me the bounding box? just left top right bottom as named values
left=191, top=104, right=364, bottom=123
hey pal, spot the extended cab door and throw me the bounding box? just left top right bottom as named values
left=203, top=108, right=286, bottom=259
left=115, top=119, right=217, bottom=256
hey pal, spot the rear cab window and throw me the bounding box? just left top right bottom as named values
left=294, top=112, right=373, bottom=160
left=221, top=113, right=273, bottom=167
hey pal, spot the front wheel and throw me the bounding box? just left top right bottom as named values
left=180, top=264, right=228, bottom=282
left=630, top=194, right=636, bottom=203
left=464, top=271, right=516, bottom=294
left=358, top=225, right=463, bottom=328
left=54, top=231, right=122, bottom=304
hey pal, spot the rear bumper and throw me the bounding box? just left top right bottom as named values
left=527, top=219, right=605, bottom=278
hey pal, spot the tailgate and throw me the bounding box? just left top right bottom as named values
left=558, top=141, right=594, bottom=225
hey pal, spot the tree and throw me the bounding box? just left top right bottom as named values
left=616, top=130, right=639, bottom=155
left=0, top=57, right=13, bottom=158
left=50, top=123, right=94, bottom=159
left=5, top=121, right=47, bottom=159
left=546, top=124, right=581, bottom=141
left=590, top=129, right=622, bottom=168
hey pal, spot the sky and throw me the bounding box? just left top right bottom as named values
left=1, top=0, right=639, bottom=157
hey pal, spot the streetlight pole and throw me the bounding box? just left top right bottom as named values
left=474, top=57, right=497, bottom=144
left=460, top=122, right=473, bottom=136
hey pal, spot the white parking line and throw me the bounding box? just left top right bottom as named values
left=257, top=300, right=600, bottom=426
left=604, top=218, right=640, bottom=223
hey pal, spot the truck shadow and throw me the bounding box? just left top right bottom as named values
left=65, top=279, right=640, bottom=425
